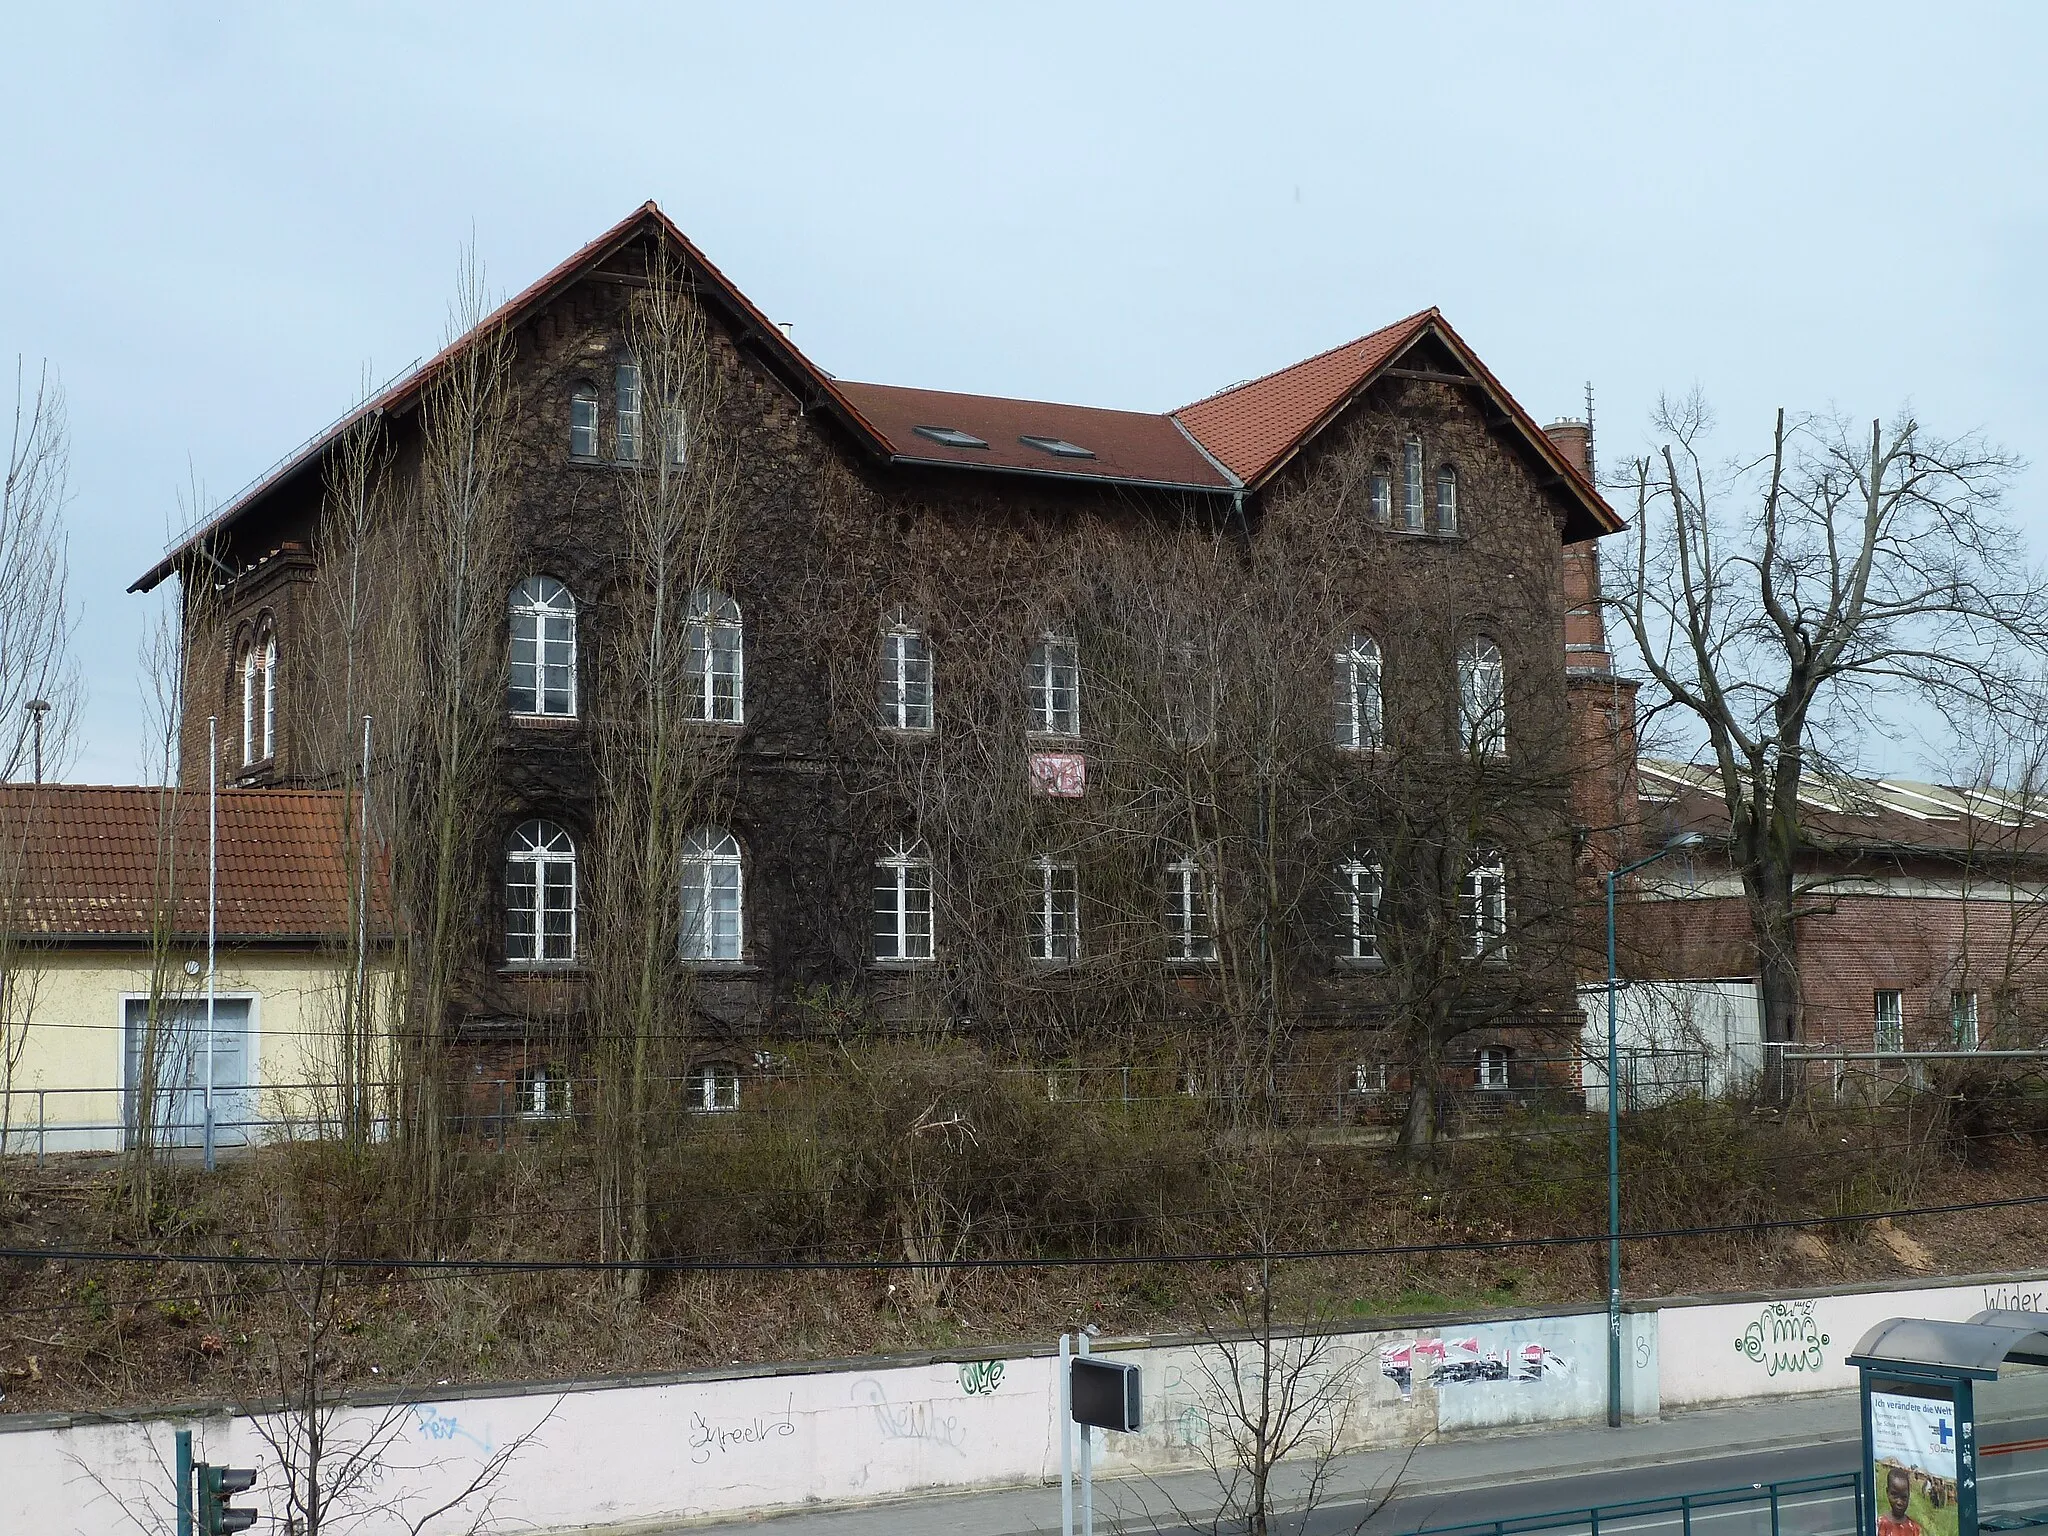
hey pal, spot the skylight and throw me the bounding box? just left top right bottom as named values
left=1020, top=435, right=1096, bottom=460
left=914, top=425, right=989, bottom=449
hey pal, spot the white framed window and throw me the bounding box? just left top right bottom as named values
left=1403, top=438, right=1425, bottom=530
left=690, top=1062, right=740, bottom=1113
left=517, top=1064, right=573, bottom=1120
left=1460, top=850, right=1506, bottom=959
left=615, top=361, right=641, bottom=461
left=669, top=404, right=689, bottom=467
left=1874, top=989, right=1905, bottom=1053
left=1339, top=857, right=1382, bottom=962
left=1334, top=635, right=1383, bottom=751
left=680, top=828, right=744, bottom=963
left=1029, top=857, right=1080, bottom=963
left=569, top=383, right=600, bottom=458
left=1952, top=989, right=1980, bottom=1049
left=1458, top=636, right=1506, bottom=756
left=240, top=630, right=277, bottom=767
left=1368, top=458, right=1393, bottom=524
left=1165, top=853, right=1217, bottom=963
left=1353, top=1062, right=1389, bottom=1094
left=874, top=839, right=934, bottom=962
left=685, top=589, right=744, bottom=722
left=1477, top=1046, right=1510, bottom=1090
left=1026, top=631, right=1080, bottom=736
left=1436, top=465, right=1459, bottom=535
left=508, top=576, right=577, bottom=717
left=506, top=819, right=577, bottom=966
left=880, top=623, right=934, bottom=731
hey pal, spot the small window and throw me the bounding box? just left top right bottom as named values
left=1477, top=1046, right=1510, bottom=1090
left=1875, top=990, right=1905, bottom=1053
left=1353, top=1062, right=1389, bottom=1095
left=1019, top=435, right=1095, bottom=460
left=569, top=383, right=600, bottom=458
left=685, top=589, right=744, bottom=723
left=1952, top=990, right=1980, bottom=1049
left=517, top=1064, right=573, bottom=1121
left=913, top=426, right=989, bottom=449
left=680, top=828, right=744, bottom=963
left=506, top=820, right=577, bottom=966
left=1026, top=632, right=1080, bottom=736
left=880, top=623, right=934, bottom=732
left=669, top=404, right=689, bottom=467
left=1030, top=857, right=1080, bottom=963
left=509, top=577, right=577, bottom=717
left=1368, top=458, right=1393, bottom=525
left=1402, top=438, right=1425, bottom=530
left=615, top=361, right=641, bottom=461
left=1334, top=635, right=1383, bottom=751
left=1460, top=850, right=1506, bottom=959
left=690, top=1062, right=740, bottom=1113
left=1458, top=637, right=1506, bottom=756
left=239, top=629, right=277, bottom=767
left=1435, top=465, right=1459, bottom=535
left=874, top=839, right=935, bottom=962
left=1339, top=857, right=1382, bottom=962
left=1165, top=853, right=1217, bottom=963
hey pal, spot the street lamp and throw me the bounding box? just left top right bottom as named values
left=1604, top=829, right=1704, bottom=1427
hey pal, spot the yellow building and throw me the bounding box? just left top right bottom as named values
left=0, top=785, right=389, bottom=1155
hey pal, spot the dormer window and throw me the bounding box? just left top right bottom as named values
left=1019, top=435, right=1095, bottom=460
left=913, top=426, right=989, bottom=449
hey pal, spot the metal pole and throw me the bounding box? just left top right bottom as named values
left=1080, top=1331, right=1094, bottom=1536
left=176, top=1427, right=193, bottom=1536
left=1606, top=867, right=1621, bottom=1429
left=1059, top=1333, right=1073, bottom=1536
left=204, top=715, right=218, bottom=1173
left=353, top=715, right=371, bottom=1139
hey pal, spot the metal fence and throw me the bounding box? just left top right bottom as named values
left=1407, top=1471, right=1864, bottom=1536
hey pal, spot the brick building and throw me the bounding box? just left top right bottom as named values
left=129, top=202, right=1623, bottom=1109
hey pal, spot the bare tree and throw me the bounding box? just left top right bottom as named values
left=1609, top=397, right=2041, bottom=1080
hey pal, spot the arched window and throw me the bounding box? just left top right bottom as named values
left=240, top=628, right=277, bottom=767
left=506, top=820, right=577, bottom=966
left=1435, top=465, right=1459, bottom=534
left=615, top=360, right=641, bottom=461
left=690, top=1061, right=741, bottom=1113
left=1460, top=849, right=1507, bottom=960
left=679, top=828, right=744, bottom=963
left=1165, top=852, right=1216, bottom=963
left=1458, top=637, right=1506, bottom=755
left=568, top=382, right=600, bottom=458
left=1338, top=856, right=1382, bottom=962
left=685, top=589, right=744, bottom=722
left=879, top=619, right=934, bottom=731
left=1026, top=631, right=1079, bottom=736
left=509, top=577, right=577, bottom=717
left=1402, top=437, right=1425, bottom=530
left=1030, top=856, right=1079, bottom=963
left=1334, top=635, right=1383, bottom=751
left=1368, top=457, right=1393, bottom=525
left=873, top=839, right=934, bottom=962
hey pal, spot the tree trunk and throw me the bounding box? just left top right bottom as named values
left=1743, top=857, right=1802, bottom=1102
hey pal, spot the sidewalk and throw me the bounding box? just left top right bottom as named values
left=665, top=1392, right=1863, bottom=1535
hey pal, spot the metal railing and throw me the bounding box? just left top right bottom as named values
left=1407, top=1471, right=1864, bottom=1536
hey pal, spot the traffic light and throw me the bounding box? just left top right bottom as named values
left=198, top=1463, right=258, bottom=1535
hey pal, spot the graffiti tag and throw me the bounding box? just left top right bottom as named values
left=853, top=1378, right=967, bottom=1453
left=687, top=1400, right=797, bottom=1465
left=411, top=1404, right=494, bottom=1455
left=1734, top=1300, right=1829, bottom=1376
left=958, top=1359, right=1006, bottom=1396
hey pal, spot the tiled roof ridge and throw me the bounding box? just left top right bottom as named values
left=837, top=378, right=1183, bottom=421
left=1173, top=308, right=1438, bottom=414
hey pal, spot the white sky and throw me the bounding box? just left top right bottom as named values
left=4, top=1, right=2043, bottom=783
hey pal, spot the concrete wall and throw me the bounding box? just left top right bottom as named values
left=1577, top=978, right=1764, bottom=1107
left=5, top=1271, right=2040, bottom=1535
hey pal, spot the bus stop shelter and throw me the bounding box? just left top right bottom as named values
left=1847, top=1310, right=2048, bottom=1536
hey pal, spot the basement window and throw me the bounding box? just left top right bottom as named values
left=914, top=425, right=989, bottom=449
left=1020, top=435, right=1096, bottom=460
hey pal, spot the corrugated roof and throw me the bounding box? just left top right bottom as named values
left=834, top=381, right=1236, bottom=490
left=1637, top=758, right=2048, bottom=851
left=0, top=786, right=373, bottom=941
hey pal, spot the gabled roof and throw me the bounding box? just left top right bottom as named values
left=0, top=786, right=378, bottom=941
left=134, top=203, right=1617, bottom=591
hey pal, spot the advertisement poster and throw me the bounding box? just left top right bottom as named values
left=1871, top=1389, right=1961, bottom=1536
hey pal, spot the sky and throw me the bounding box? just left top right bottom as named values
left=3, top=1, right=2044, bottom=783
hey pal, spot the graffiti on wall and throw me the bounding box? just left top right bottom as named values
left=957, top=1360, right=1006, bottom=1396
left=1733, top=1300, right=1830, bottom=1377
left=1380, top=1336, right=1572, bottom=1399
left=853, top=1377, right=968, bottom=1454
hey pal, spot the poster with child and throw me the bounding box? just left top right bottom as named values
left=1871, top=1389, right=1961, bottom=1536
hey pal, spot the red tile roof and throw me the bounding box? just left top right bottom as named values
left=835, top=381, right=1236, bottom=490
left=1173, top=311, right=1435, bottom=483
left=0, top=786, right=374, bottom=941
